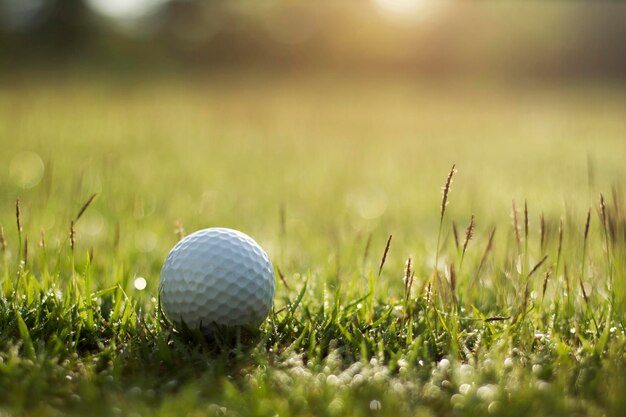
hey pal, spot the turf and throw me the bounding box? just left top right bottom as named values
left=0, top=74, right=625, bottom=417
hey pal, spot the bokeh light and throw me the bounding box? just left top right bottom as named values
left=134, top=277, right=147, bottom=291
left=9, top=152, right=45, bottom=189
left=85, top=0, right=166, bottom=20
left=371, top=0, right=444, bottom=23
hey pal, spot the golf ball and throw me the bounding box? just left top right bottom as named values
left=159, top=228, right=275, bottom=329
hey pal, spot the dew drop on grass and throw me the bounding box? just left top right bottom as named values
left=369, top=400, right=381, bottom=411
left=504, top=357, right=514, bottom=368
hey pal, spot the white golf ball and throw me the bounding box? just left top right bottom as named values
left=159, top=228, right=276, bottom=329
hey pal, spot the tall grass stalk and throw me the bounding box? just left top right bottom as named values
left=434, top=164, right=456, bottom=304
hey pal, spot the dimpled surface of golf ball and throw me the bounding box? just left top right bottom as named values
left=159, top=228, right=275, bottom=329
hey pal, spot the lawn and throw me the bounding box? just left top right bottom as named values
left=0, top=73, right=625, bottom=416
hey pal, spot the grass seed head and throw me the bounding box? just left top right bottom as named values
left=462, top=214, right=475, bottom=256
left=70, top=221, right=76, bottom=252
left=175, top=220, right=185, bottom=241
left=512, top=199, right=521, bottom=249
left=378, top=234, right=392, bottom=277
left=440, top=164, right=456, bottom=219
left=600, top=193, right=607, bottom=228
left=16, top=198, right=21, bottom=234
left=404, top=256, right=412, bottom=283
left=403, top=257, right=414, bottom=300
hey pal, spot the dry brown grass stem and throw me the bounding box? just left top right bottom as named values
left=406, top=271, right=415, bottom=303
left=39, top=229, right=46, bottom=250
left=579, top=276, right=590, bottom=305
left=579, top=274, right=600, bottom=335
left=23, top=235, right=28, bottom=266
left=449, top=263, right=458, bottom=307
left=540, top=213, right=546, bottom=254
left=70, top=221, right=76, bottom=252
left=452, top=222, right=460, bottom=252
left=434, top=164, right=457, bottom=283
left=512, top=200, right=521, bottom=250
left=362, top=233, right=372, bottom=268
left=484, top=316, right=511, bottom=322
left=522, top=281, right=530, bottom=314
left=276, top=266, right=290, bottom=290
left=75, top=193, right=97, bottom=223
left=528, top=255, right=548, bottom=279
left=378, top=234, right=392, bottom=277
left=584, top=208, right=591, bottom=242
left=599, top=193, right=613, bottom=284
left=16, top=199, right=21, bottom=235
left=580, top=208, right=591, bottom=283
left=458, top=214, right=475, bottom=278
left=520, top=255, right=547, bottom=316
left=0, top=225, right=6, bottom=252
left=542, top=267, right=552, bottom=300
left=555, top=218, right=564, bottom=276
left=600, top=193, right=607, bottom=229
left=462, top=214, right=475, bottom=257
left=476, top=226, right=496, bottom=276
left=524, top=200, right=529, bottom=244
left=16, top=199, right=23, bottom=262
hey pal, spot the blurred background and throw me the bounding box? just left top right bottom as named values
left=1, top=1, right=626, bottom=293
left=1, top=0, right=626, bottom=81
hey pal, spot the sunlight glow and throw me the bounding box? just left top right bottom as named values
left=372, top=0, right=425, bottom=15
left=85, top=0, right=166, bottom=20
left=371, top=0, right=443, bottom=23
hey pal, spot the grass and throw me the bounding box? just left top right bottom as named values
left=0, top=73, right=625, bottom=417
